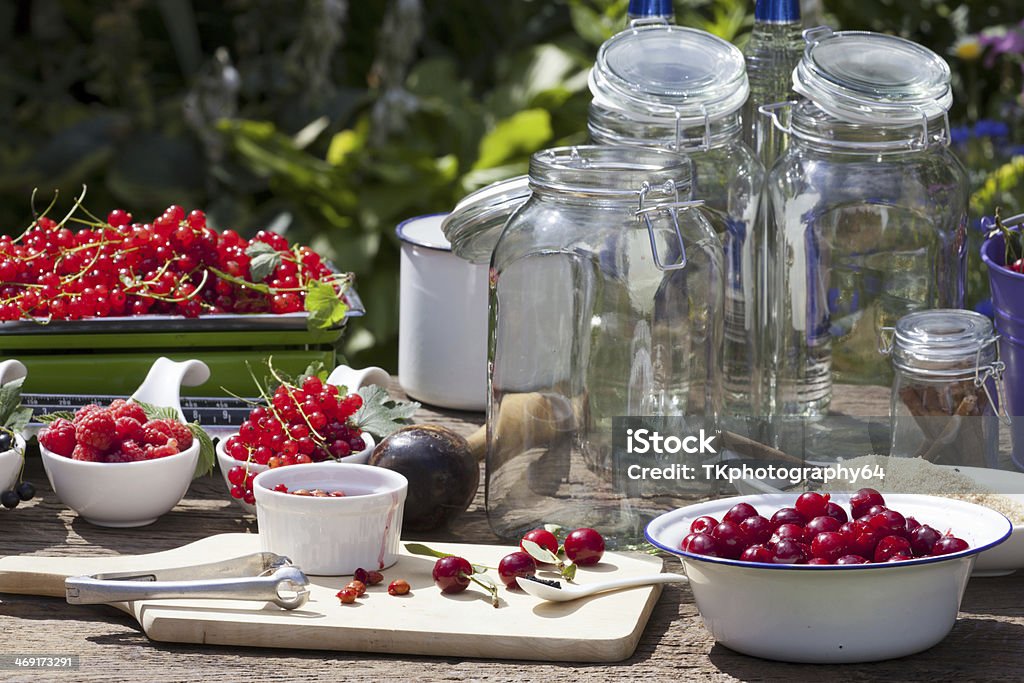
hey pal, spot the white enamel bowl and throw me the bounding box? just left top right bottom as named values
left=646, top=493, right=1012, bottom=664
left=39, top=357, right=209, bottom=527
left=253, top=463, right=407, bottom=576
left=0, top=435, right=27, bottom=492
left=216, top=432, right=375, bottom=513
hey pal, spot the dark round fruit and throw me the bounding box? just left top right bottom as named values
left=811, top=531, right=848, bottom=563
left=723, top=502, right=758, bottom=525
left=849, top=488, right=885, bottom=519
left=739, top=544, right=773, bottom=563
left=690, top=515, right=719, bottom=534
left=432, top=555, right=474, bottom=593
left=771, top=539, right=807, bottom=564
left=836, top=554, right=869, bottom=565
left=795, top=492, right=829, bottom=520
left=931, top=536, right=970, bottom=556
left=368, top=425, right=478, bottom=532
left=738, top=515, right=772, bottom=545
left=823, top=501, right=848, bottom=524
left=521, top=529, right=559, bottom=557
left=771, top=523, right=808, bottom=545
left=909, top=525, right=942, bottom=556
left=15, top=481, right=34, bottom=501
left=564, top=528, right=605, bottom=566
left=1, top=490, right=19, bottom=509
left=681, top=532, right=720, bottom=557
left=711, top=521, right=748, bottom=559
left=769, top=507, right=805, bottom=529
left=874, top=535, right=912, bottom=563
left=805, top=515, right=841, bottom=536
left=497, top=551, right=537, bottom=589
left=0, top=432, right=12, bottom=451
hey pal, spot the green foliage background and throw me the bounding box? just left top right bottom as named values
left=0, top=0, right=1021, bottom=370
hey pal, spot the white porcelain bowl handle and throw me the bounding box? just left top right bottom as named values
left=325, top=364, right=391, bottom=392
left=130, top=357, right=212, bottom=423
left=0, top=359, right=27, bottom=386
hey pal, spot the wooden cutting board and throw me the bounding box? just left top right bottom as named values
left=0, top=534, right=665, bottom=662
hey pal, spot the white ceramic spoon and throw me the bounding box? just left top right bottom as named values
left=518, top=572, right=688, bottom=602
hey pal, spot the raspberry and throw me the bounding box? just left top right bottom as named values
left=146, top=419, right=193, bottom=450
left=145, top=440, right=179, bottom=459
left=109, top=399, right=147, bottom=424
left=72, top=443, right=103, bottom=462
left=75, top=410, right=117, bottom=452
left=39, top=418, right=76, bottom=457
left=109, top=439, right=147, bottom=462
left=72, top=404, right=103, bottom=426
left=115, top=417, right=144, bottom=442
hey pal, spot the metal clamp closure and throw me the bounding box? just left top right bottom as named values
left=975, top=339, right=1011, bottom=426
left=636, top=181, right=704, bottom=272
left=65, top=552, right=311, bottom=611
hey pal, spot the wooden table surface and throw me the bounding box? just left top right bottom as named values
left=2, top=383, right=1024, bottom=682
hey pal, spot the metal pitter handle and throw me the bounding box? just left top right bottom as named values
left=636, top=182, right=704, bottom=272
left=975, top=340, right=1012, bottom=427
left=64, top=553, right=310, bottom=610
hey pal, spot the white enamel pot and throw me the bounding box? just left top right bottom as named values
left=396, top=213, right=488, bottom=411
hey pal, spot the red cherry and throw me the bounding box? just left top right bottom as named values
left=497, top=551, right=537, bottom=589
left=739, top=544, right=774, bottom=563
left=711, top=521, right=748, bottom=559
left=738, top=514, right=772, bottom=545
left=795, top=492, right=830, bottom=520
left=690, top=515, right=719, bottom=534
left=874, top=535, right=912, bottom=563
left=432, top=556, right=473, bottom=593
left=723, top=502, right=758, bottom=524
left=931, top=536, right=970, bottom=556
left=564, top=528, right=605, bottom=566
left=681, top=532, right=720, bottom=557
left=849, top=488, right=885, bottom=519
left=521, top=529, right=559, bottom=558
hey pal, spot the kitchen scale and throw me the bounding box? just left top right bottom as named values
left=1, top=290, right=364, bottom=434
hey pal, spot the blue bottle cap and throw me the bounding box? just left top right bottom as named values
left=754, top=0, right=800, bottom=23
left=627, top=0, right=674, bottom=19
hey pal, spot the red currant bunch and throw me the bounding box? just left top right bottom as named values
left=223, top=374, right=365, bottom=502
left=0, top=200, right=345, bottom=322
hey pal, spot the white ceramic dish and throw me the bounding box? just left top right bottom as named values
left=39, top=357, right=209, bottom=527
left=215, top=363, right=386, bottom=512
left=0, top=360, right=28, bottom=492
left=731, top=461, right=1024, bottom=576
left=646, top=493, right=1012, bottom=664
left=216, top=431, right=375, bottom=513
left=253, top=463, right=408, bottom=576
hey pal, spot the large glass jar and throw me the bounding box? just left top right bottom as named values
left=588, top=23, right=764, bottom=420
left=764, top=30, right=968, bottom=427
left=890, top=310, right=1001, bottom=469
left=486, top=146, right=724, bottom=547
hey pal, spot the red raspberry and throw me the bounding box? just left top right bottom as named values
left=145, top=440, right=179, bottom=459
left=72, top=443, right=103, bottom=462
left=146, top=419, right=193, bottom=450
left=142, top=425, right=169, bottom=446
left=75, top=410, right=117, bottom=452
left=110, top=439, right=147, bottom=462
left=109, top=399, right=147, bottom=424
left=115, top=417, right=144, bottom=442
left=39, top=418, right=76, bottom=457
left=72, top=404, right=103, bottom=426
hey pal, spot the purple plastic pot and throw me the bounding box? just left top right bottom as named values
left=981, top=231, right=1024, bottom=469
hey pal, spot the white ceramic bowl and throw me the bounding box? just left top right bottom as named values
left=41, top=440, right=200, bottom=527
left=253, top=463, right=407, bottom=576
left=216, top=431, right=375, bottom=513
left=646, top=493, right=1012, bottom=664
left=0, top=435, right=27, bottom=492
left=39, top=357, right=210, bottom=527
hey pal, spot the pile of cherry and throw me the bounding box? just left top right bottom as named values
left=681, top=489, right=970, bottom=565
left=0, top=203, right=339, bottom=321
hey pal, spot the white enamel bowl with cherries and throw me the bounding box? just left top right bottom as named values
left=646, top=493, right=1012, bottom=664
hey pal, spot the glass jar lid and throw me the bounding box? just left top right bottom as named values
left=793, top=28, right=952, bottom=125
left=441, top=176, right=530, bottom=265
left=892, top=309, right=997, bottom=375
left=589, top=24, right=748, bottom=126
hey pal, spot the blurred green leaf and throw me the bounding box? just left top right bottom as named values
left=473, top=109, right=552, bottom=171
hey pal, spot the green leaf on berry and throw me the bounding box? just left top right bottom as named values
left=354, top=385, right=419, bottom=439
left=245, top=242, right=283, bottom=283
left=134, top=401, right=180, bottom=422
left=403, top=543, right=488, bottom=573
left=189, top=423, right=216, bottom=478
left=36, top=411, right=76, bottom=424
left=304, top=279, right=349, bottom=331
left=521, top=539, right=560, bottom=566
